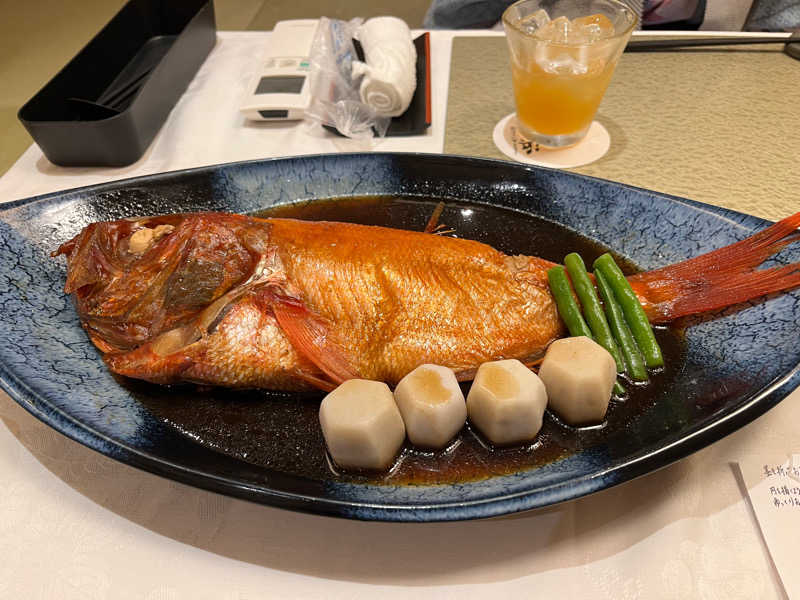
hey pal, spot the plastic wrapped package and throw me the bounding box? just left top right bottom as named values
left=305, top=17, right=418, bottom=138
left=305, top=17, right=391, bottom=138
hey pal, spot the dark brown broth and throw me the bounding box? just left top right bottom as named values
left=132, top=196, right=686, bottom=486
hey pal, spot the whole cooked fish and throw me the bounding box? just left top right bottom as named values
left=54, top=210, right=800, bottom=391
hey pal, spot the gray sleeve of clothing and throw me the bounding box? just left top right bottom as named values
left=423, top=0, right=517, bottom=28
left=743, top=0, right=800, bottom=31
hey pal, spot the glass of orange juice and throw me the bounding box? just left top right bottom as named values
left=502, top=0, right=636, bottom=148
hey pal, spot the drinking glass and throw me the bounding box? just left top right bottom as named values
left=502, top=0, right=636, bottom=148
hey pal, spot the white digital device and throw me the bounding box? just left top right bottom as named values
left=240, top=19, right=319, bottom=121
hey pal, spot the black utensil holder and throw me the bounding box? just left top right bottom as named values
left=18, top=0, right=216, bottom=167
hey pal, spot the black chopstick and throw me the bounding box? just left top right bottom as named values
left=626, top=36, right=799, bottom=51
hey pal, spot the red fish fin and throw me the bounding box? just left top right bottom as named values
left=422, top=202, right=456, bottom=235
left=104, top=346, right=194, bottom=384
left=629, top=212, right=800, bottom=323
left=423, top=201, right=445, bottom=233
left=271, top=299, right=360, bottom=387
left=294, top=371, right=337, bottom=392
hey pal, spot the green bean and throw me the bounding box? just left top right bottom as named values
left=593, top=253, right=664, bottom=368
left=546, top=266, right=593, bottom=338
left=595, top=269, right=649, bottom=381
left=564, top=253, right=624, bottom=373
left=613, top=380, right=626, bottom=397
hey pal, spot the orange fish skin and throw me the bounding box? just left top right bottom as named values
left=268, top=218, right=563, bottom=384
left=56, top=213, right=564, bottom=390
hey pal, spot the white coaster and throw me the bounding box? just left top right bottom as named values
left=493, top=113, right=610, bottom=168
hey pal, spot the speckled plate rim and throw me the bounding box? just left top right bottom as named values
left=1, top=152, right=799, bottom=522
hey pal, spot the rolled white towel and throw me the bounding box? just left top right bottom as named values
left=352, top=17, right=417, bottom=118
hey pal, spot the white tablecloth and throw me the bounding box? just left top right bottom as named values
left=1, top=30, right=797, bottom=599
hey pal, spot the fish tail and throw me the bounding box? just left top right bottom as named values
left=628, top=211, right=800, bottom=323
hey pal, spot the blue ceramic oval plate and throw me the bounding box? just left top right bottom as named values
left=1, top=153, right=798, bottom=521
